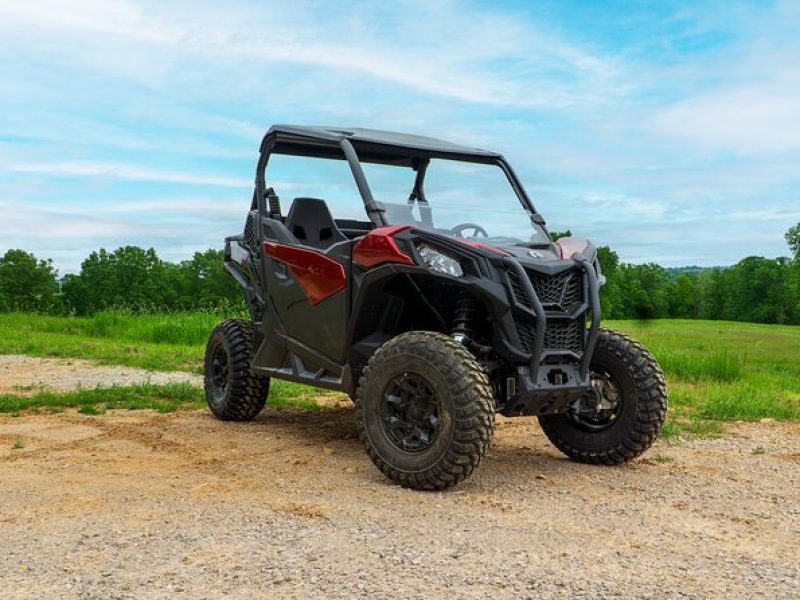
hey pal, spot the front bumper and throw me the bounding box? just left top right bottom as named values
left=499, top=255, right=601, bottom=416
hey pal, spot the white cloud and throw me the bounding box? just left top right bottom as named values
left=729, top=207, right=800, bottom=221
left=649, top=78, right=800, bottom=154
left=103, top=198, right=245, bottom=215
left=7, top=161, right=250, bottom=188
left=582, top=193, right=667, bottom=218
left=0, top=202, right=135, bottom=240
left=0, top=0, right=623, bottom=110
left=0, top=0, right=180, bottom=44
left=642, top=2, right=800, bottom=155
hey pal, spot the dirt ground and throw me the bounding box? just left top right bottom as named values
left=1, top=357, right=799, bottom=599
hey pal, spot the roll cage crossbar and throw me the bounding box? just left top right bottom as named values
left=254, top=125, right=541, bottom=228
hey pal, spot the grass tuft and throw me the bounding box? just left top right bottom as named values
left=659, top=419, right=680, bottom=441
left=0, top=379, right=324, bottom=415
left=0, top=382, right=205, bottom=414
left=659, top=416, right=726, bottom=440
left=269, top=381, right=327, bottom=411
left=681, top=419, right=726, bottom=437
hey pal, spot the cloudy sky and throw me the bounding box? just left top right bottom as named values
left=1, top=0, right=799, bottom=273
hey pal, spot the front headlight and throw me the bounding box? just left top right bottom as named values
left=417, top=244, right=463, bottom=277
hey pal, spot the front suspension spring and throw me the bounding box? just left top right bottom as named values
left=452, top=292, right=477, bottom=343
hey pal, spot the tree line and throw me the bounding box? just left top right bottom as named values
left=550, top=224, right=800, bottom=324
left=597, top=250, right=799, bottom=323
left=1, top=223, right=799, bottom=323
left=0, top=247, right=240, bottom=315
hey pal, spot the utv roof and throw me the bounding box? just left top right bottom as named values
left=264, top=124, right=503, bottom=166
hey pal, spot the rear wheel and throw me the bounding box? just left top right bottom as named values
left=356, top=331, right=495, bottom=490
left=204, top=319, right=269, bottom=421
left=538, top=329, right=667, bottom=464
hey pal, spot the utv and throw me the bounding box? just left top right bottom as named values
left=204, top=125, right=667, bottom=490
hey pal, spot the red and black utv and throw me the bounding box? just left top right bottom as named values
left=204, top=125, right=667, bottom=490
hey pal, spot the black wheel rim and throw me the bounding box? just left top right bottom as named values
left=211, top=344, right=230, bottom=400
left=380, top=373, right=442, bottom=453
left=569, top=367, right=623, bottom=432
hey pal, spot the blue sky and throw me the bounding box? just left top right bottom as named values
left=1, top=0, right=799, bottom=273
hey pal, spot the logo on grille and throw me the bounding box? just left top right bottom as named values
left=527, top=250, right=544, bottom=259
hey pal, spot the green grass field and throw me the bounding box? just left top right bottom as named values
left=0, top=312, right=798, bottom=436
left=607, top=319, right=800, bottom=429
left=0, top=311, right=221, bottom=372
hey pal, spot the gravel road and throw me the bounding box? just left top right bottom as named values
left=0, top=356, right=798, bottom=598
left=0, top=355, right=200, bottom=394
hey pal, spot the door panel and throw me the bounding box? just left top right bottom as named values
left=261, top=239, right=350, bottom=364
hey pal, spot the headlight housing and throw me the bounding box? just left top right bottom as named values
left=416, top=243, right=463, bottom=277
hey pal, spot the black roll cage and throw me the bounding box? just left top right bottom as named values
left=254, top=125, right=542, bottom=229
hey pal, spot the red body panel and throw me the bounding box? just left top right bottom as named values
left=263, top=242, right=346, bottom=306
left=353, top=226, right=415, bottom=268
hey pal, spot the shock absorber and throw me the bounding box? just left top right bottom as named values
left=452, top=291, right=477, bottom=345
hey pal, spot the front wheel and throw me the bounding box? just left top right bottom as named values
left=539, top=329, right=667, bottom=464
left=356, top=332, right=495, bottom=490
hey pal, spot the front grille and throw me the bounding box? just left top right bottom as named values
left=506, top=267, right=583, bottom=313
left=514, top=318, right=585, bottom=355
left=530, top=270, right=582, bottom=311
left=516, top=320, right=537, bottom=353
left=544, top=320, right=585, bottom=352
left=506, top=263, right=587, bottom=356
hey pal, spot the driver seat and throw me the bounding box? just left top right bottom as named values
left=284, top=197, right=347, bottom=250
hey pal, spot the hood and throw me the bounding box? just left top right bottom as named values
left=472, top=236, right=596, bottom=266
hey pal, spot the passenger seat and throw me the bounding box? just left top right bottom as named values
left=284, top=197, right=347, bottom=250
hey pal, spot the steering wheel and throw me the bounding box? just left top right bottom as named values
left=450, top=223, right=489, bottom=238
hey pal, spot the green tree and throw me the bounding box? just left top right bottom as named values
left=786, top=223, right=800, bottom=321
left=786, top=222, right=800, bottom=260
left=696, top=268, right=726, bottom=320
left=548, top=229, right=572, bottom=241
left=725, top=256, right=794, bottom=324
left=63, top=246, right=169, bottom=314
left=595, top=246, right=622, bottom=317
left=668, top=273, right=699, bottom=318
left=789, top=261, right=800, bottom=320
left=0, top=249, right=57, bottom=312
left=614, top=263, right=673, bottom=319
left=173, top=249, right=239, bottom=309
